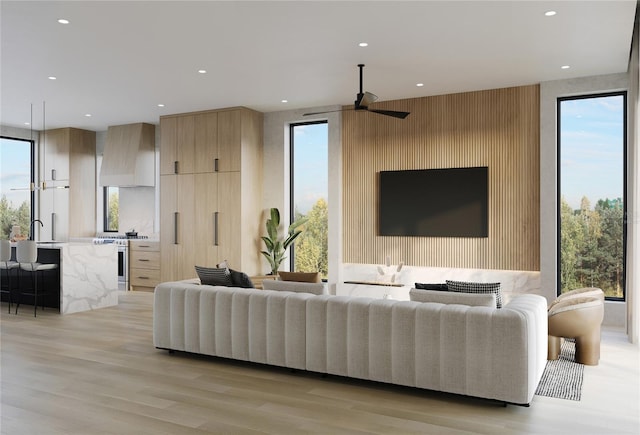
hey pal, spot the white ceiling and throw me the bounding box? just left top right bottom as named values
left=1, top=0, right=636, bottom=132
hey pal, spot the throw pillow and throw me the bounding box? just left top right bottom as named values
left=410, top=288, right=496, bottom=307
left=229, top=269, right=255, bottom=288
left=446, top=280, right=502, bottom=308
left=194, top=265, right=233, bottom=287
left=262, top=279, right=326, bottom=295
left=278, top=271, right=321, bottom=283
left=414, top=283, right=448, bottom=291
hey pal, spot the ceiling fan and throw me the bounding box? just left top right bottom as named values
left=304, top=64, right=410, bottom=119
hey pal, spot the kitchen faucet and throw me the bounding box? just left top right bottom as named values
left=30, top=219, right=43, bottom=240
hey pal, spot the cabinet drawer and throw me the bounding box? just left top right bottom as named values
left=130, top=251, right=160, bottom=268
left=130, top=241, right=159, bottom=252
left=130, top=267, right=161, bottom=287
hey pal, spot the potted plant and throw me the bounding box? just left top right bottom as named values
left=261, top=207, right=308, bottom=276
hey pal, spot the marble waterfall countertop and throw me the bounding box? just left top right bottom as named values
left=19, top=242, right=119, bottom=314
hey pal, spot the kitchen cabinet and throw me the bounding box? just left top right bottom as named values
left=159, top=107, right=263, bottom=281
left=160, top=115, right=195, bottom=175
left=39, top=128, right=96, bottom=241
left=129, top=240, right=161, bottom=291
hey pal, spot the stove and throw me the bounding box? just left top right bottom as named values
left=92, top=235, right=148, bottom=290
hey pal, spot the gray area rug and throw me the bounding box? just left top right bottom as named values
left=535, top=339, right=584, bottom=401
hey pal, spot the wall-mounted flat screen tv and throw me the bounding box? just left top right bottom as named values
left=379, top=167, right=488, bottom=237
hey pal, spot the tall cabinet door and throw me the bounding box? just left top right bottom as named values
left=39, top=187, right=69, bottom=241
left=160, top=175, right=179, bottom=281
left=194, top=112, right=218, bottom=174
left=217, top=110, right=241, bottom=172
left=161, top=174, right=196, bottom=281
left=159, top=117, right=178, bottom=175
left=194, top=173, right=218, bottom=266
left=217, top=172, right=241, bottom=268
left=160, top=116, right=196, bottom=175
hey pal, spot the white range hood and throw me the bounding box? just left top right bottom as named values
left=100, top=122, right=155, bottom=187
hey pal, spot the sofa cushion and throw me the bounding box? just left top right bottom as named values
left=229, top=269, right=255, bottom=288
left=414, top=283, right=448, bottom=291
left=410, top=288, right=497, bottom=307
left=262, top=279, right=325, bottom=295
left=446, top=280, right=502, bottom=308
left=278, top=271, right=321, bottom=283
left=194, top=265, right=233, bottom=287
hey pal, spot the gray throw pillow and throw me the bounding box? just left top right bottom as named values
left=230, top=269, right=255, bottom=288
left=414, top=283, right=448, bottom=291
left=195, top=265, right=233, bottom=287
left=446, top=280, right=502, bottom=308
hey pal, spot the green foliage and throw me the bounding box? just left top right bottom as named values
left=107, top=191, right=119, bottom=231
left=0, top=195, right=31, bottom=239
left=560, top=195, right=624, bottom=298
left=294, top=198, right=328, bottom=279
left=261, top=207, right=308, bottom=275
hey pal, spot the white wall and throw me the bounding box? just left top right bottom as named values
left=628, top=19, right=639, bottom=343
left=540, top=72, right=630, bottom=328
left=262, top=106, right=342, bottom=292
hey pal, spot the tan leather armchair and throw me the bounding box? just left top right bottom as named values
left=547, top=294, right=604, bottom=365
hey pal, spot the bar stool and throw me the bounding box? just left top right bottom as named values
left=16, top=240, right=58, bottom=317
left=1, top=239, right=19, bottom=313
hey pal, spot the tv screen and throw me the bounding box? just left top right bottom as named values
left=379, top=167, right=488, bottom=237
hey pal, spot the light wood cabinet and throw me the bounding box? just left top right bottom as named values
left=39, top=128, right=96, bottom=241
left=129, top=241, right=161, bottom=291
left=159, top=107, right=263, bottom=282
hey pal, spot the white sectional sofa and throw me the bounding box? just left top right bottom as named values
left=153, top=281, right=548, bottom=405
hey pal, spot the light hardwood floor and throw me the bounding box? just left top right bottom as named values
left=1, top=292, right=638, bottom=434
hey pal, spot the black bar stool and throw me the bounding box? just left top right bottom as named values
left=16, top=240, right=58, bottom=317
left=1, top=239, right=19, bottom=313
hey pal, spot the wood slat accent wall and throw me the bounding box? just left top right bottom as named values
left=342, top=85, right=540, bottom=271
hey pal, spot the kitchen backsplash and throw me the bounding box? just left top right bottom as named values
left=119, top=186, right=155, bottom=237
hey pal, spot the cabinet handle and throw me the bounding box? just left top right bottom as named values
left=214, top=212, right=219, bottom=246
left=174, top=160, right=179, bottom=174
left=214, top=158, right=219, bottom=172
left=174, top=212, right=179, bottom=245
left=138, top=276, right=149, bottom=280
left=51, top=213, right=56, bottom=240
left=138, top=259, right=150, bottom=262
left=138, top=245, right=150, bottom=248
left=51, top=169, right=56, bottom=180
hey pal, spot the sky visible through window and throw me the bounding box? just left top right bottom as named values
left=560, top=95, right=624, bottom=209
left=0, top=137, right=31, bottom=206
left=293, top=123, right=328, bottom=214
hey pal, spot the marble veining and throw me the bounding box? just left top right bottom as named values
left=37, top=243, right=119, bottom=314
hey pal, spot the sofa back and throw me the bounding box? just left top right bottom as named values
left=153, top=281, right=547, bottom=405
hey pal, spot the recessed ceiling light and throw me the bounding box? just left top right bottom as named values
left=157, top=104, right=165, bottom=107
left=24, top=122, right=30, bottom=126
left=416, top=83, right=424, bottom=87
left=48, top=76, right=57, bottom=80
left=561, top=65, right=570, bottom=69
left=85, top=113, right=92, bottom=117
left=544, top=11, right=556, bottom=17
left=281, top=99, right=288, bottom=103
left=359, top=42, right=368, bottom=47
left=58, top=18, right=70, bottom=24
left=198, top=69, right=207, bottom=74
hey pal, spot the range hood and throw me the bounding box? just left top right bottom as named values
left=100, top=123, right=155, bottom=187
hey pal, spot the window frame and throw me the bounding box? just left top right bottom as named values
left=102, top=186, right=119, bottom=232
left=556, top=91, right=628, bottom=301
left=0, top=135, right=35, bottom=233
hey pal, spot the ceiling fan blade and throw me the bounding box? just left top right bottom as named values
left=303, top=108, right=353, bottom=117
left=368, top=109, right=411, bottom=119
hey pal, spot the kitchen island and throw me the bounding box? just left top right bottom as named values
left=5, top=242, right=118, bottom=315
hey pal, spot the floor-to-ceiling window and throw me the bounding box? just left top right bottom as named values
left=290, top=121, right=328, bottom=278
left=0, top=137, right=34, bottom=239
left=558, top=92, right=627, bottom=299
